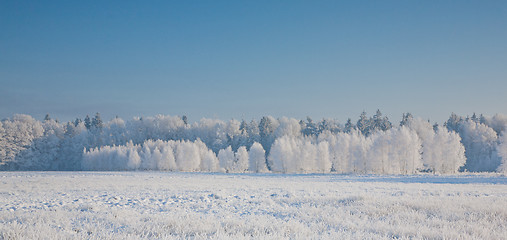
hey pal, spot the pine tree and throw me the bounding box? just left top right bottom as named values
left=92, top=113, right=103, bottom=129
left=344, top=118, right=354, bottom=133
left=433, top=122, right=439, bottom=132
left=64, top=122, right=77, bottom=137
left=84, top=115, right=92, bottom=130
left=371, top=109, right=383, bottom=133
left=74, top=118, right=82, bottom=127
left=239, top=120, right=248, bottom=134
left=444, top=113, right=463, bottom=132
left=259, top=117, right=274, bottom=140
left=471, top=113, right=479, bottom=123
left=479, top=114, right=486, bottom=124
left=258, top=116, right=275, bottom=158
left=400, top=113, right=413, bottom=127
left=356, top=111, right=370, bottom=136
left=302, top=116, right=317, bottom=136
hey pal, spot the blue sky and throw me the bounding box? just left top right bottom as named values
left=1, top=1, right=506, bottom=124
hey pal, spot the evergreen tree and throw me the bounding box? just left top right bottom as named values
left=370, top=109, right=392, bottom=132
left=239, top=120, right=248, bottom=134
left=444, top=113, right=463, bottom=132
left=74, top=118, right=82, bottom=127
left=92, top=113, right=103, bottom=129
left=471, top=113, right=479, bottom=123
left=299, top=120, right=306, bottom=132
left=259, top=117, right=274, bottom=140
left=318, top=119, right=329, bottom=134
left=433, top=122, right=439, bottom=132
left=400, top=113, right=413, bottom=127
left=371, top=109, right=382, bottom=133
left=84, top=115, right=92, bottom=130
left=182, top=115, right=188, bottom=126
left=302, top=116, right=317, bottom=136
left=479, top=114, right=486, bottom=124
left=64, top=122, right=78, bottom=138
left=344, top=118, right=354, bottom=133
left=356, top=111, right=370, bottom=136
left=258, top=116, right=275, bottom=158
left=44, top=114, right=51, bottom=122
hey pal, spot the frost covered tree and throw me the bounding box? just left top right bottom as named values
left=218, top=146, right=248, bottom=173
left=248, top=142, right=268, bottom=172
left=268, top=136, right=331, bottom=173
left=408, top=118, right=466, bottom=174
left=380, top=127, right=421, bottom=174
left=234, top=146, right=249, bottom=172
left=356, top=111, right=370, bottom=136
left=497, top=133, right=507, bottom=173
left=302, top=117, right=317, bottom=136
left=175, top=140, right=201, bottom=171
left=258, top=116, right=277, bottom=156
left=459, top=120, right=500, bottom=172
left=318, top=131, right=350, bottom=173
left=482, top=114, right=507, bottom=135
left=370, top=109, right=392, bottom=133
left=218, top=146, right=235, bottom=173
left=4, top=112, right=507, bottom=173
left=445, top=113, right=464, bottom=133
left=400, top=113, right=413, bottom=127
left=239, top=120, right=248, bottom=134
left=92, top=113, right=103, bottom=130
left=0, top=115, right=44, bottom=169
left=196, top=139, right=219, bottom=172
left=344, top=118, right=354, bottom=133
left=84, top=115, right=92, bottom=130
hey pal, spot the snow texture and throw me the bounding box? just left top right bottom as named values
left=0, top=172, right=506, bottom=239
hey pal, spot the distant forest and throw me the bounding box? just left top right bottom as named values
left=1, top=111, right=506, bottom=174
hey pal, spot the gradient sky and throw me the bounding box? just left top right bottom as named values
left=1, top=1, right=506, bottom=124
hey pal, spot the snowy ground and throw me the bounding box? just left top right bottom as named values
left=1, top=172, right=506, bottom=239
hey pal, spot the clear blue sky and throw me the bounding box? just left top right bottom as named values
left=1, top=1, right=506, bottom=124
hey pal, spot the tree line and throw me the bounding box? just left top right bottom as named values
left=1, top=111, right=506, bottom=173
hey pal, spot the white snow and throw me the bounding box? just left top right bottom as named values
left=1, top=172, right=506, bottom=239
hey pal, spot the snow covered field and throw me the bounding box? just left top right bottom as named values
left=1, top=172, right=506, bottom=239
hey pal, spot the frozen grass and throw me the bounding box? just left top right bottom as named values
left=0, top=172, right=506, bottom=239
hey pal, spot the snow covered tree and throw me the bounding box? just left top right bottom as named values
left=344, top=118, right=354, bottom=133
left=370, top=109, right=392, bottom=133
left=218, top=146, right=235, bottom=173
left=258, top=116, right=277, bottom=156
left=400, top=113, right=414, bottom=127
left=356, top=111, right=371, bottom=136
left=459, top=120, right=500, bottom=172
left=234, top=146, right=249, bottom=172
left=268, top=136, right=331, bottom=173
left=497, top=133, right=507, bottom=173
left=239, top=120, right=248, bottom=134
left=92, top=112, right=104, bottom=130
left=302, top=116, right=317, bottom=136
left=444, top=113, right=464, bottom=133
left=74, top=118, right=82, bottom=127
left=0, top=115, right=44, bottom=169
left=248, top=142, right=268, bottom=172
left=482, top=114, right=507, bottom=135
left=196, top=139, right=219, bottom=172
left=174, top=140, right=201, bottom=171
left=84, top=115, right=92, bottom=130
